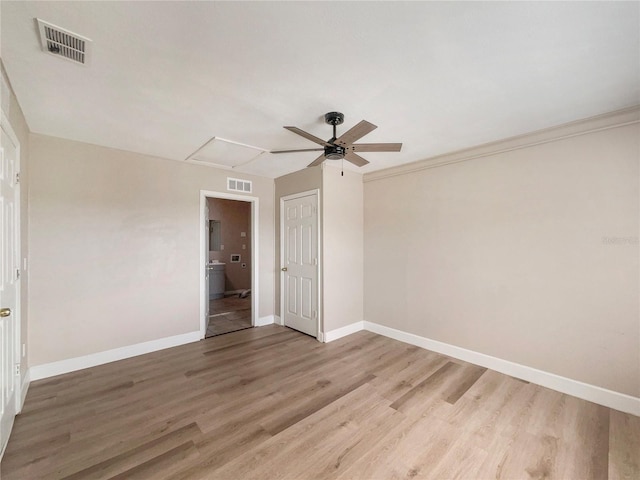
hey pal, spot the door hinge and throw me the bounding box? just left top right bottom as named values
left=16, top=269, right=20, bottom=280
left=15, top=172, right=20, bottom=184
left=15, top=364, right=20, bottom=375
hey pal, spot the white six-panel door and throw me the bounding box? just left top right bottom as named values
left=0, top=114, right=20, bottom=456
left=282, top=193, right=318, bottom=337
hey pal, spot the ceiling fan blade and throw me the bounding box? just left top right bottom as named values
left=334, top=120, right=377, bottom=147
left=351, top=143, right=402, bottom=152
left=345, top=152, right=370, bottom=167
left=308, top=154, right=326, bottom=167
left=271, top=148, right=324, bottom=154
left=284, top=126, right=331, bottom=147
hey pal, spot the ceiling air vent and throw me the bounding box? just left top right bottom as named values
left=227, top=178, right=252, bottom=194
left=36, top=18, right=92, bottom=65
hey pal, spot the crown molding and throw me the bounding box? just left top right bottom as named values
left=364, top=106, right=640, bottom=183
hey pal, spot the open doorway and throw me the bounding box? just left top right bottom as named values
left=200, top=190, right=259, bottom=339
left=206, top=197, right=251, bottom=337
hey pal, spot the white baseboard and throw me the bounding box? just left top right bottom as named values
left=25, top=319, right=638, bottom=416
left=324, top=321, right=364, bottom=343
left=29, top=331, right=201, bottom=381
left=274, top=315, right=283, bottom=326
left=363, top=321, right=640, bottom=416
left=255, top=315, right=275, bottom=327
left=19, top=369, right=30, bottom=412
left=0, top=415, right=13, bottom=463
left=224, top=289, right=246, bottom=296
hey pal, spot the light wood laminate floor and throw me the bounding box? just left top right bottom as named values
left=2, top=326, right=638, bottom=479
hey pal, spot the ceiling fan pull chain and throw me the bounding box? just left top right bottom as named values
left=341, top=158, right=344, bottom=176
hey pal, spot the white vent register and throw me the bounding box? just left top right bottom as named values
left=227, top=178, right=252, bottom=193
left=36, top=18, right=92, bottom=65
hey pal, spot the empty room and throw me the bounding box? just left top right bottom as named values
left=0, top=2, right=638, bottom=479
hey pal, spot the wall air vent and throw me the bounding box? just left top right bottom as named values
left=36, top=18, right=92, bottom=65
left=227, top=178, right=252, bottom=194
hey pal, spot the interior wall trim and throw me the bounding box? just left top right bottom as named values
left=364, top=105, right=640, bottom=183
left=362, top=321, right=640, bottom=416
left=29, top=331, right=201, bottom=381
left=255, top=315, right=275, bottom=327
left=323, top=321, right=365, bottom=343
left=19, top=369, right=30, bottom=412
left=26, top=320, right=639, bottom=415
left=323, top=320, right=638, bottom=415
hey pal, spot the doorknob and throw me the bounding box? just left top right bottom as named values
left=281, top=267, right=287, bottom=272
left=0, top=308, right=11, bottom=318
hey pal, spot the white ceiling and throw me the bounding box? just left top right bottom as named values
left=2, top=1, right=639, bottom=178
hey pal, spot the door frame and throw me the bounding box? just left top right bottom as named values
left=199, top=190, right=259, bottom=339
left=280, top=189, right=321, bottom=339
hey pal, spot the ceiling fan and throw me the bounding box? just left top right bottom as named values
left=271, top=112, right=402, bottom=168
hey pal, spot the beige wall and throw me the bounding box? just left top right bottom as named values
left=322, top=165, right=364, bottom=332
left=274, top=166, right=322, bottom=319
left=207, top=198, right=251, bottom=291
left=2, top=63, right=30, bottom=379
left=28, top=134, right=274, bottom=366
left=364, top=123, right=639, bottom=397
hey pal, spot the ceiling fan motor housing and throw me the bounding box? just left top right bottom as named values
left=324, top=144, right=345, bottom=160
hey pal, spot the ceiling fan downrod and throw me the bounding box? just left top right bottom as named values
left=324, top=112, right=346, bottom=159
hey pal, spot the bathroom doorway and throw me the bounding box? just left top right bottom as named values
left=200, top=190, right=259, bottom=339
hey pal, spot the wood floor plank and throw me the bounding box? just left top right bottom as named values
left=370, top=348, right=449, bottom=402
left=8, top=375, right=197, bottom=447
left=108, top=441, right=200, bottom=480
left=334, top=411, right=459, bottom=479
left=389, top=361, right=458, bottom=411
left=432, top=371, right=531, bottom=454
left=444, top=363, right=487, bottom=404
left=209, top=383, right=388, bottom=480
left=177, top=425, right=272, bottom=478
left=59, top=422, right=202, bottom=480
left=609, top=409, right=640, bottom=479
left=306, top=407, right=403, bottom=479
left=2, top=325, right=637, bottom=480
left=554, top=396, right=610, bottom=480
left=424, top=436, right=490, bottom=480
left=261, top=373, right=376, bottom=436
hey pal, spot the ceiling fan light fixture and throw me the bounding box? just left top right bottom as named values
left=324, top=145, right=345, bottom=160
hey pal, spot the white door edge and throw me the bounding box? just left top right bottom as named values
left=0, top=109, right=22, bottom=455
left=199, top=190, right=259, bottom=339
left=280, top=189, right=321, bottom=339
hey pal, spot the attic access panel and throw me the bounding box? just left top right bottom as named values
left=187, top=137, right=266, bottom=169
